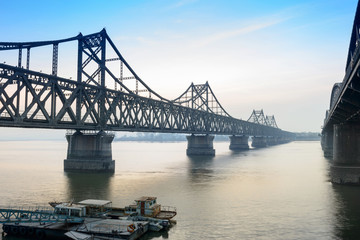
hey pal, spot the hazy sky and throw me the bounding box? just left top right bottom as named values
left=0, top=0, right=358, bottom=137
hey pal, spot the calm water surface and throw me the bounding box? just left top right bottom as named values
left=1, top=140, right=360, bottom=240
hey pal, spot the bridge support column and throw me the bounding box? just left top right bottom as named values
left=279, top=137, right=291, bottom=144
left=321, top=129, right=333, bottom=158
left=277, top=136, right=287, bottom=144
left=331, top=124, right=360, bottom=185
left=251, top=136, right=267, bottom=148
left=229, top=135, right=249, bottom=150
left=186, top=134, right=215, bottom=156
left=64, top=131, right=115, bottom=172
left=266, top=136, right=276, bottom=146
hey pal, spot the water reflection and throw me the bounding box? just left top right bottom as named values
left=229, top=149, right=249, bottom=156
left=331, top=185, right=360, bottom=240
left=2, top=235, right=21, bottom=240
left=64, top=172, right=114, bottom=202
left=187, top=155, right=214, bottom=184
left=137, top=229, right=169, bottom=239
left=2, top=141, right=355, bottom=240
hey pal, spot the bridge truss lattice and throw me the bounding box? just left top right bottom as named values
left=323, top=2, right=360, bottom=131
left=0, top=29, right=292, bottom=138
left=247, top=110, right=278, bottom=128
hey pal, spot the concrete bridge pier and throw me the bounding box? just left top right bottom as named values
left=251, top=136, right=267, bottom=148
left=186, top=134, right=215, bottom=156
left=64, top=130, right=115, bottom=172
left=229, top=135, right=249, bottom=150
left=321, top=129, right=334, bottom=158
left=331, top=124, right=360, bottom=185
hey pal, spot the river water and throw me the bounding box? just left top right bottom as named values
left=1, top=140, right=360, bottom=240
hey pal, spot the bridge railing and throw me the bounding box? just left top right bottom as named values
left=0, top=63, right=292, bottom=137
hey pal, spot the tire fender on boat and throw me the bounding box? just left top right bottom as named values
left=27, top=227, right=35, bottom=236
left=19, top=227, right=27, bottom=235
left=2, top=225, right=10, bottom=233
left=127, top=224, right=135, bottom=233
left=36, top=229, right=46, bottom=239
left=11, top=226, right=19, bottom=235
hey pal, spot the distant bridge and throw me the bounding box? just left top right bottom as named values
left=0, top=29, right=293, bottom=172
left=322, top=1, right=360, bottom=185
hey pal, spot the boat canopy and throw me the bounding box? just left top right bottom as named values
left=54, top=203, right=87, bottom=217
left=78, top=199, right=112, bottom=207
left=135, top=197, right=157, bottom=202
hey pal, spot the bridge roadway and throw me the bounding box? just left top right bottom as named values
left=0, top=29, right=293, bottom=172
left=322, top=1, right=360, bottom=185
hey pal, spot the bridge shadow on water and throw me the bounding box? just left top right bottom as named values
left=135, top=229, right=169, bottom=239
left=331, top=184, right=360, bottom=240
left=229, top=148, right=250, bottom=156
left=187, top=155, right=215, bottom=184
left=186, top=147, right=254, bottom=184
left=64, top=172, right=114, bottom=202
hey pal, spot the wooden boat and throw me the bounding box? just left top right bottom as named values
left=108, top=196, right=177, bottom=221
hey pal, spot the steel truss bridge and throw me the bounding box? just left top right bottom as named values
left=321, top=1, right=360, bottom=185
left=323, top=2, right=360, bottom=131
left=0, top=29, right=292, bottom=138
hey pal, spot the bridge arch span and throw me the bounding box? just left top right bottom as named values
left=329, top=83, right=342, bottom=110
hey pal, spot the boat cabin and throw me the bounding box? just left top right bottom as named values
left=133, top=196, right=161, bottom=217
left=54, top=203, right=87, bottom=217
left=77, top=199, right=112, bottom=216
left=54, top=199, right=112, bottom=218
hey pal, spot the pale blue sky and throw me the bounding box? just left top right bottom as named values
left=0, top=0, right=358, bottom=137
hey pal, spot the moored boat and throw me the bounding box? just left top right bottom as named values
left=50, top=196, right=177, bottom=221
left=108, top=196, right=177, bottom=221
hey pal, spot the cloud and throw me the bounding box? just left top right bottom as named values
left=192, top=17, right=290, bottom=47
left=114, top=14, right=292, bottom=53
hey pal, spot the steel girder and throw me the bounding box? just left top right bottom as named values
left=323, top=2, right=360, bottom=131
left=0, top=63, right=291, bottom=137
left=0, top=29, right=293, bottom=138
left=172, top=81, right=231, bottom=117
left=248, top=109, right=277, bottom=127
left=265, top=115, right=278, bottom=128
